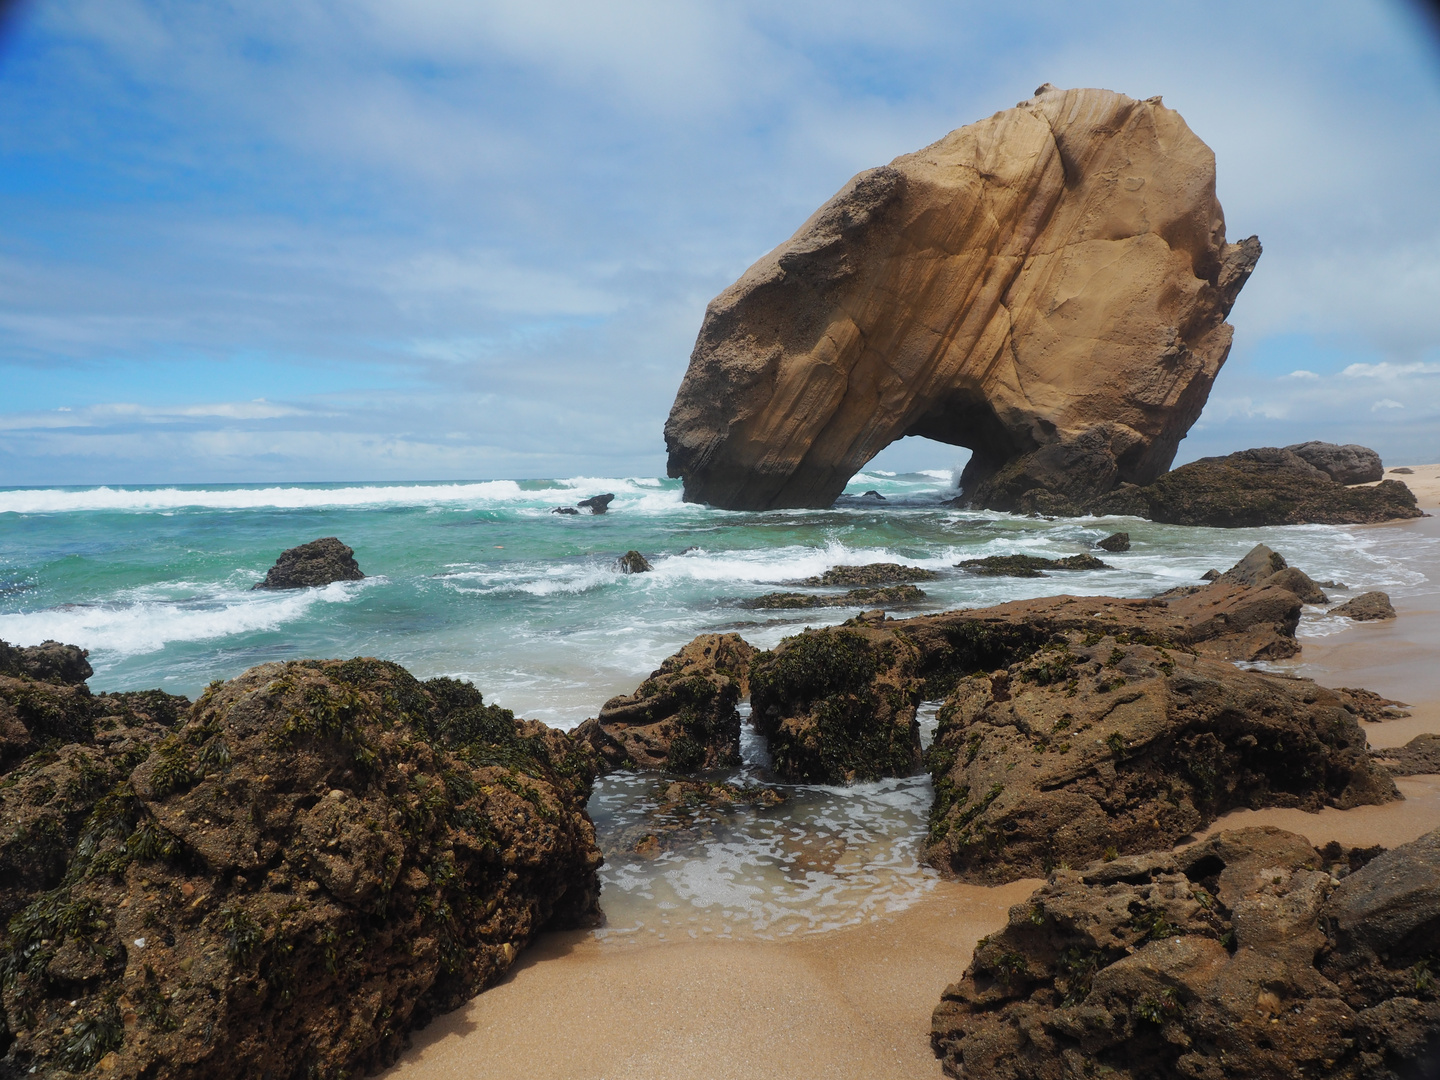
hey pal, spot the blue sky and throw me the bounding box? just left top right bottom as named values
left=0, top=0, right=1438, bottom=485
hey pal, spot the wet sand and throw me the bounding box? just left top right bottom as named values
left=383, top=465, right=1440, bottom=1080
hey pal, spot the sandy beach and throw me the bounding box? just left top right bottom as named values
left=383, top=467, right=1440, bottom=1080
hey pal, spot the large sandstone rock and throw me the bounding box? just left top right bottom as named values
left=931, top=826, right=1440, bottom=1080
left=573, top=633, right=756, bottom=773
left=0, top=651, right=601, bottom=1080
left=923, top=636, right=1395, bottom=882
left=1286, top=440, right=1385, bottom=484
left=664, top=84, right=1259, bottom=511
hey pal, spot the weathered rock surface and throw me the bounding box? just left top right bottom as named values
left=573, top=634, right=755, bottom=773
left=1373, top=733, right=1440, bottom=777
left=0, top=650, right=601, bottom=1080
left=253, top=537, right=365, bottom=590
left=801, top=563, right=937, bottom=586
left=931, top=826, right=1440, bottom=1080
left=1132, top=448, right=1423, bottom=526
left=1333, top=591, right=1398, bottom=622
left=923, top=636, right=1395, bottom=882
left=957, top=553, right=1108, bottom=577
left=1095, top=532, right=1130, bottom=553
left=664, top=85, right=1259, bottom=511
left=0, top=638, right=93, bottom=685
left=1217, top=542, right=1327, bottom=603
left=1286, top=440, right=1385, bottom=484
left=746, top=578, right=1309, bottom=786
left=740, top=584, right=927, bottom=609
left=616, top=550, right=653, bottom=574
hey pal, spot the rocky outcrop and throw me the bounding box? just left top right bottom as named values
left=577, top=494, right=614, bottom=514
left=957, top=553, right=1107, bottom=577
left=1286, top=440, right=1385, bottom=484
left=0, top=638, right=93, bottom=685
left=573, top=634, right=755, bottom=773
left=801, top=564, right=937, bottom=586
left=931, top=826, right=1440, bottom=1080
left=1130, top=448, right=1423, bottom=526
left=664, top=85, right=1259, bottom=511
left=616, top=550, right=653, bottom=574
left=1373, top=733, right=1440, bottom=777
left=253, top=538, right=365, bottom=590
left=922, top=636, right=1395, bottom=882
left=740, top=584, right=926, bottom=609
left=1333, top=591, right=1398, bottom=621
left=745, top=578, right=1308, bottom=786
left=1095, top=532, right=1130, bottom=552
left=0, top=650, right=601, bottom=1080
left=1216, top=542, right=1327, bottom=603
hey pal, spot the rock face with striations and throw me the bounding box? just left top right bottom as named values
left=253, top=537, right=365, bottom=590
left=664, top=84, right=1259, bottom=511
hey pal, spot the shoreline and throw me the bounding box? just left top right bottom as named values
left=383, top=469, right=1440, bottom=1080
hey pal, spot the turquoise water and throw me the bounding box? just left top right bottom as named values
left=3, top=470, right=1433, bottom=939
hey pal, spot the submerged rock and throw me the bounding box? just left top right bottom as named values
left=551, top=506, right=579, bottom=515
left=0, top=651, right=600, bottom=1080
left=610, top=780, right=786, bottom=860
left=931, top=826, right=1440, bottom=1080
left=922, top=636, right=1396, bottom=882
left=573, top=634, right=756, bottom=774
left=801, top=563, right=937, bottom=587
left=957, top=553, right=1108, bottom=577
left=1095, top=532, right=1130, bottom=553
left=253, top=537, right=365, bottom=589
left=1285, top=440, right=1384, bottom=484
left=1332, top=591, right=1398, bottom=621
left=741, top=584, right=927, bottom=609
left=616, top=550, right=653, bottom=574
left=665, top=86, right=1259, bottom=511
left=577, top=494, right=615, bottom=514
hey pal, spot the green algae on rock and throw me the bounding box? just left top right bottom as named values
left=956, top=554, right=1108, bottom=578
left=741, top=584, right=927, bottom=609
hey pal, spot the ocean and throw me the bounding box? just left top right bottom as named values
left=2, top=470, right=1433, bottom=941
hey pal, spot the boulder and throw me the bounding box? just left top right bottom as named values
left=923, top=636, right=1395, bottom=882
left=1373, top=732, right=1440, bottom=777
left=1286, top=440, right=1384, bottom=484
left=616, top=550, right=653, bottom=574
left=664, top=85, right=1260, bottom=511
left=573, top=634, right=756, bottom=773
left=577, top=494, right=615, bottom=514
left=1217, top=543, right=1326, bottom=603
left=1134, top=448, right=1423, bottom=526
left=253, top=537, right=365, bottom=590
left=931, top=826, right=1440, bottom=1080
left=0, top=656, right=601, bottom=1080
left=1332, top=591, right=1398, bottom=621
left=1095, top=532, right=1130, bottom=553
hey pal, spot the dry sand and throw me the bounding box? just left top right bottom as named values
left=383, top=466, right=1440, bottom=1080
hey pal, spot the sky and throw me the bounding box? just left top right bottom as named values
left=0, top=0, right=1438, bottom=486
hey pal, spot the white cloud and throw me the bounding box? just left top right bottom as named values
left=1343, top=361, right=1440, bottom=378
left=1371, top=398, right=1405, bottom=410
left=1288, top=369, right=1319, bottom=379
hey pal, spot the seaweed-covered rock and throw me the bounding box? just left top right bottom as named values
left=740, top=584, right=926, bottom=609
left=800, top=563, right=937, bottom=586
left=0, top=657, right=601, bottom=1080
left=931, top=826, right=1440, bottom=1080
left=615, top=550, right=653, bottom=574
left=253, top=537, right=365, bottom=590
left=1136, top=448, right=1423, bottom=527
left=957, top=554, right=1108, bottom=577
left=748, top=625, right=924, bottom=784
left=1095, top=532, right=1130, bottom=553
left=0, top=639, right=93, bottom=685
left=607, top=780, right=786, bottom=860
left=922, top=636, right=1395, bottom=882
left=1333, top=591, right=1398, bottom=622
left=573, top=634, right=756, bottom=773
left=1286, top=440, right=1385, bottom=484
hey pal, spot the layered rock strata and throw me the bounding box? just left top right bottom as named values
left=253, top=537, right=365, bottom=590
left=0, top=647, right=601, bottom=1080
left=931, top=826, right=1440, bottom=1080
left=573, top=634, right=755, bottom=773
left=922, top=636, right=1396, bottom=882
left=665, top=85, right=1259, bottom=510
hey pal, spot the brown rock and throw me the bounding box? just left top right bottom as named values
left=253, top=537, right=364, bottom=590
left=800, top=563, right=937, bottom=586
left=1373, top=732, right=1440, bottom=777
left=1331, top=591, right=1398, bottom=621
left=664, top=85, right=1259, bottom=511
left=1285, top=440, right=1384, bottom=484
left=1095, top=532, right=1130, bottom=553
left=739, top=584, right=926, bottom=609
left=573, top=633, right=756, bottom=773
left=922, top=637, right=1395, bottom=882
left=0, top=657, right=601, bottom=1080
left=931, top=826, right=1440, bottom=1080
left=615, top=550, right=653, bottom=574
